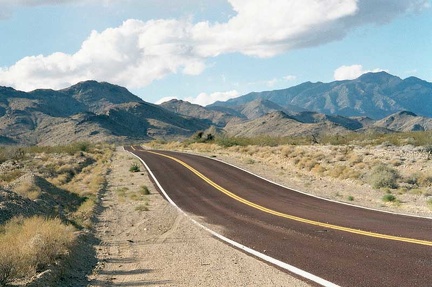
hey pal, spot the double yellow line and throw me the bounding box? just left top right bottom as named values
left=149, top=151, right=432, bottom=247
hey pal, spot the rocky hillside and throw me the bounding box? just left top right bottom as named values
left=208, top=72, right=432, bottom=119
left=224, top=111, right=351, bottom=138
left=160, top=99, right=241, bottom=127
left=373, top=111, right=432, bottom=132
left=162, top=96, right=432, bottom=137
left=0, top=81, right=208, bottom=145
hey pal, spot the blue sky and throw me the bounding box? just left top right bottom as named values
left=0, top=0, right=431, bottom=106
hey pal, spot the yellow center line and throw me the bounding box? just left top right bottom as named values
left=148, top=151, right=432, bottom=247
left=130, top=146, right=136, bottom=150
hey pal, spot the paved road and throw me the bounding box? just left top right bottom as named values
left=126, top=146, right=432, bottom=287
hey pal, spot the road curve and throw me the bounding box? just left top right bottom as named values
left=126, top=146, right=432, bottom=287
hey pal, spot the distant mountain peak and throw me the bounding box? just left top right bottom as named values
left=394, top=110, right=417, bottom=117
left=357, top=71, right=401, bottom=83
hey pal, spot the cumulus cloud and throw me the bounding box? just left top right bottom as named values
left=334, top=64, right=387, bottom=80
left=283, top=75, right=297, bottom=81
left=0, top=0, right=429, bottom=91
left=185, top=90, right=239, bottom=106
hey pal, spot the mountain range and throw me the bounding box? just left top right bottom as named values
left=1, top=72, right=431, bottom=145
left=0, top=81, right=207, bottom=145
left=208, top=72, right=432, bottom=119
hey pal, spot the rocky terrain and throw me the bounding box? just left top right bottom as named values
left=0, top=81, right=208, bottom=145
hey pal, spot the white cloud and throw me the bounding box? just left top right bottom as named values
left=184, top=90, right=239, bottom=106
left=334, top=64, right=387, bottom=80
left=283, top=75, right=297, bottom=81
left=0, top=0, right=429, bottom=90
left=0, top=19, right=206, bottom=91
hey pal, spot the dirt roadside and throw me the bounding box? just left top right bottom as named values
left=87, top=148, right=310, bottom=286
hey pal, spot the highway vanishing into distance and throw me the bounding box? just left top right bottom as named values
left=125, top=146, right=432, bottom=287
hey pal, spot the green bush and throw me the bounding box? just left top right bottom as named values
left=370, top=164, right=399, bottom=189
left=129, top=163, right=140, bottom=172
left=382, top=194, right=397, bottom=202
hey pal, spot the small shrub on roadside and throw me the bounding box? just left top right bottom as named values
left=382, top=194, right=397, bottom=202
left=129, top=163, right=140, bottom=172
left=369, top=164, right=399, bottom=189
left=135, top=204, right=149, bottom=212
left=427, top=198, right=432, bottom=209
left=139, top=185, right=150, bottom=195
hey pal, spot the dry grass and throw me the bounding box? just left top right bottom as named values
left=0, top=143, right=115, bottom=286
left=0, top=216, right=76, bottom=286
left=13, top=181, right=41, bottom=200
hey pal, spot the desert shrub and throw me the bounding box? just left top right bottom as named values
left=135, top=204, right=149, bottom=212
left=0, top=216, right=75, bottom=285
left=369, top=164, right=399, bottom=189
left=382, top=194, right=397, bottom=202
left=24, top=142, right=92, bottom=156
left=418, top=174, right=432, bottom=187
left=139, top=185, right=151, bottom=195
left=71, top=199, right=95, bottom=228
left=129, top=163, right=140, bottom=172
left=427, top=198, right=432, bottom=209
left=13, top=181, right=41, bottom=200
left=0, top=242, right=18, bottom=287
left=327, top=165, right=360, bottom=180
left=0, top=170, right=24, bottom=183
left=348, top=195, right=354, bottom=201
left=424, top=145, right=432, bottom=159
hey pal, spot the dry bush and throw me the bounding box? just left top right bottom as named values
left=327, top=165, right=360, bottom=180
left=13, top=181, right=41, bottom=200
left=0, top=242, right=19, bottom=287
left=311, top=164, right=326, bottom=174
left=348, top=154, right=363, bottom=166
left=369, top=164, right=399, bottom=189
left=0, top=216, right=76, bottom=285
left=418, top=173, right=432, bottom=187
left=281, top=146, right=294, bottom=158
left=390, top=159, right=402, bottom=167
left=71, top=199, right=95, bottom=228
left=0, top=170, right=24, bottom=183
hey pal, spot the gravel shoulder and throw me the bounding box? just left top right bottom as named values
left=88, top=147, right=310, bottom=286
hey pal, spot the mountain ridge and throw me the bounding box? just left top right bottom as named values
left=0, top=81, right=209, bottom=145
left=1, top=72, right=432, bottom=146
left=208, top=72, right=432, bottom=119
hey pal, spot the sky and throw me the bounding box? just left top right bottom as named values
left=0, top=0, right=431, bottom=106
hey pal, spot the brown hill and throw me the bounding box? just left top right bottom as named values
left=224, top=111, right=350, bottom=138
left=373, top=111, right=432, bottom=132
left=0, top=81, right=209, bottom=145
left=160, top=99, right=242, bottom=127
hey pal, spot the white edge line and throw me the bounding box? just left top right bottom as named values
left=125, top=148, right=340, bottom=287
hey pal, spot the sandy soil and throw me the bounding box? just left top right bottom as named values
left=88, top=148, right=310, bottom=286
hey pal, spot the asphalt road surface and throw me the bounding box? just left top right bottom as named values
left=126, top=146, right=432, bottom=287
